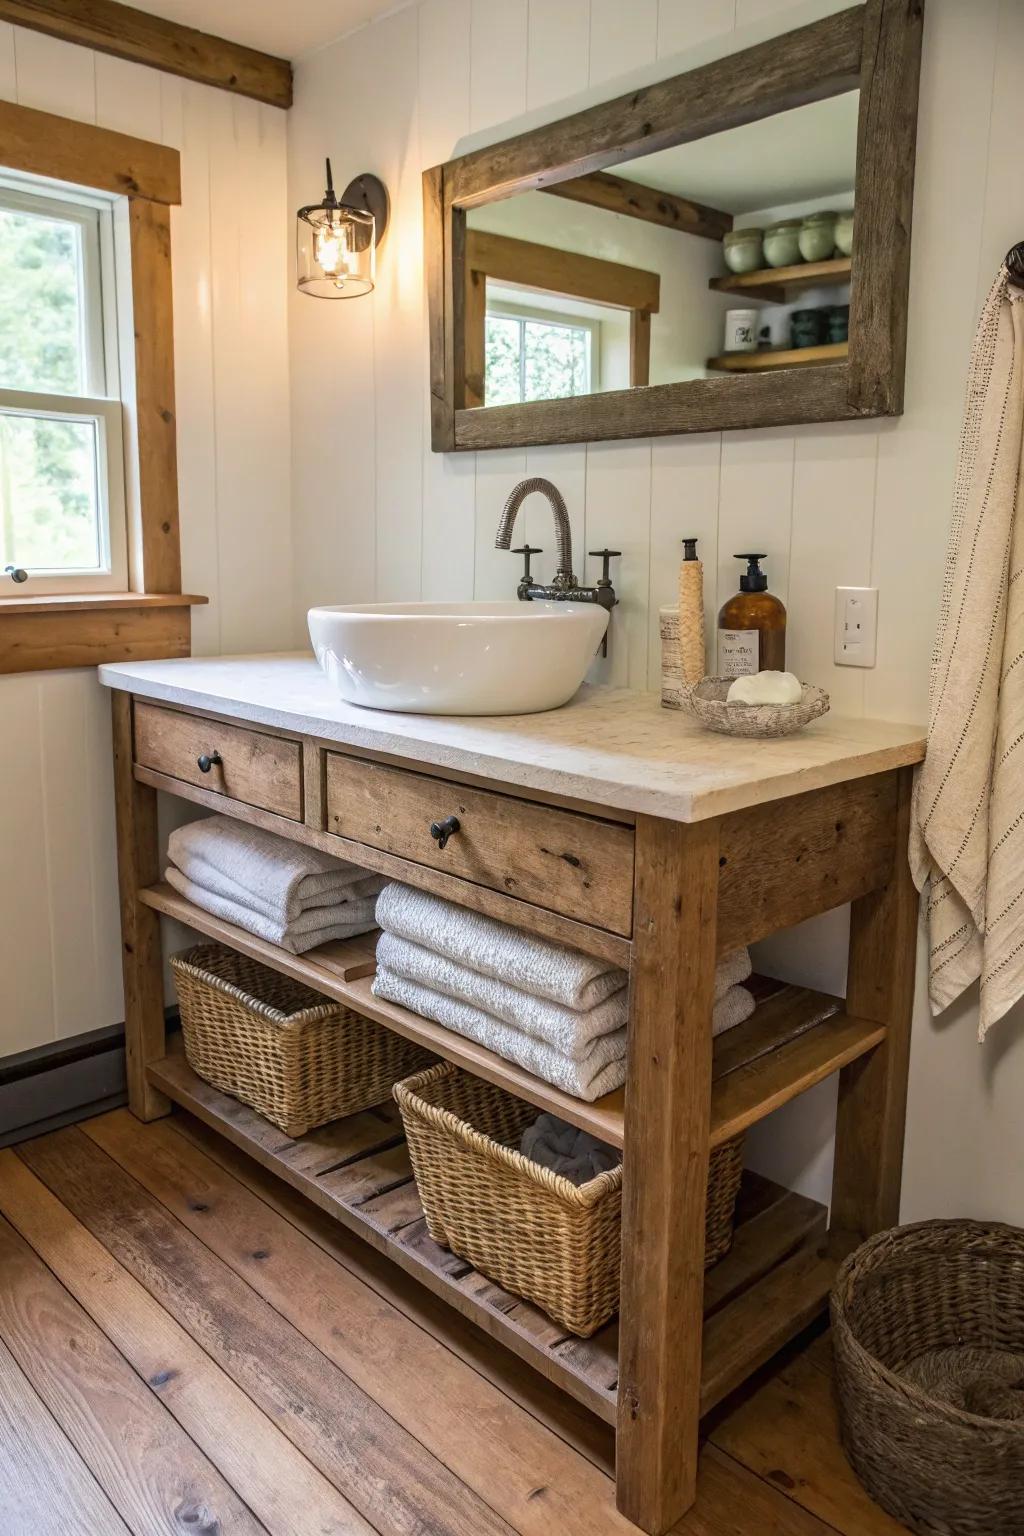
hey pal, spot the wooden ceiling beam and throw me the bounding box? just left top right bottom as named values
left=542, top=170, right=732, bottom=242
left=0, top=0, right=293, bottom=109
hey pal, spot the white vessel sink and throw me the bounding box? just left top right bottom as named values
left=307, top=600, right=608, bottom=715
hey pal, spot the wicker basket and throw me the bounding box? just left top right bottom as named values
left=832, top=1221, right=1024, bottom=1536
left=171, top=943, right=434, bottom=1137
left=394, top=1061, right=745, bottom=1337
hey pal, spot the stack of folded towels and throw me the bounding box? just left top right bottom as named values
left=371, top=882, right=756, bottom=1102
left=166, top=815, right=384, bottom=954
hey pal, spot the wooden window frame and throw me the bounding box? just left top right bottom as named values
left=425, top=0, right=924, bottom=452
left=465, top=229, right=661, bottom=406
left=0, top=99, right=206, bottom=675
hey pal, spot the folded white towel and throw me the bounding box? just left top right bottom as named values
left=166, top=866, right=379, bottom=954
left=716, top=947, right=753, bottom=999
left=375, top=931, right=627, bottom=1062
left=375, top=883, right=626, bottom=1010
left=168, top=816, right=382, bottom=924
left=521, top=1114, right=620, bottom=1186
left=372, top=965, right=628, bottom=1101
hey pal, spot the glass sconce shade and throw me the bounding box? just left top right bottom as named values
left=296, top=160, right=387, bottom=299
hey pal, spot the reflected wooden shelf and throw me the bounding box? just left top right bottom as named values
left=143, top=881, right=886, bottom=1154
left=706, top=342, right=848, bottom=373
left=147, top=1037, right=835, bottom=1425
left=709, top=256, right=852, bottom=302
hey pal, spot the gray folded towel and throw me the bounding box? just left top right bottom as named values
left=375, top=931, right=627, bottom=1061
left=521, top=1114, right=620, bottom=1185
left=372, top=965, right=628, bottom=1100
left=165, top=867, right=380, bottom=954
left=168, top=815, right=384, bottom=924
left=375, top=883, right=626, bottom=1010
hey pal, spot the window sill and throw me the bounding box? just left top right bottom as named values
left=0, top=592, right=208, bottom=675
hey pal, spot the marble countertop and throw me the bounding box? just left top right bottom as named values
left=99, top=654, right=925, bottom=823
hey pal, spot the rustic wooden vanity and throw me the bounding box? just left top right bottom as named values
left=101, top=656, right=924, bottom=1535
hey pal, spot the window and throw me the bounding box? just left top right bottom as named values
left=0, top=180, right=125, bottom=596
left=484, top=301, right=599, bottom=407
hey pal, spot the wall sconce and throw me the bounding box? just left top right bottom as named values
left=296, top=159, right=389, bottom=299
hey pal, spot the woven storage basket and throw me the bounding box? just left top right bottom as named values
left=832, top=1221, right=1024, bottom=1536
left=394, top=1061, right=745, bottom=1338
left=171, top=943, right=434, bottom=1138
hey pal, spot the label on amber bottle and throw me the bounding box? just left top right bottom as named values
left=718, top=628, right=758, bottom=677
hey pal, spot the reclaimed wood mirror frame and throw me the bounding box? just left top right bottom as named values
left=424, top=0, right=924, bottom=453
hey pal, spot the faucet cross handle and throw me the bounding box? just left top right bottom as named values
left=512, top=545, right=543, bottom=583
left=588, top=549, right=621, bottom=588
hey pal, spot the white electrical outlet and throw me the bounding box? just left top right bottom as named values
left=834, top=586, right=878, bottom=667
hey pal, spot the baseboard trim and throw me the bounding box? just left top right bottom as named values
left=0, top=1011, right=179, bottom=1145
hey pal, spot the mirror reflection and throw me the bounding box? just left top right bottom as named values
left=464, top=91, right=859, bottom=409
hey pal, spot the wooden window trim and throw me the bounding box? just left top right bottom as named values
left=464, top=229, right=661, bottom=405
left=425, top=0, right=924, bottom=451
left=0, top=101, right=208, bottom=674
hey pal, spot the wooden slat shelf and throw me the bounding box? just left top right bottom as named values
left=709, top=255, right=852, bottom=301
left=146, top=883, right=885, bottom=1154
left=147, top=1038, right=833, bottom=1425
left=706, top=342, right=849, bottom=373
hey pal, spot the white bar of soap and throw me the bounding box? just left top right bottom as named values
left=726, top=670, right=802, bottom=705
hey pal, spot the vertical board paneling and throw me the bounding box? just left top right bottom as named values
left=657, top=0, right=736, bottom=57
left=12, top=29, right=96, bottom=120
left=0, top=22, right=16, bottom=99
left=589, top=0, right=659, bottom=85
left=527, top=0, right=590, bottom=109
left=3, top=26, right=291, bottom=1056
left=473, top=448, right=528, bottom=597
left=787, top=424, right=877, bottom=716
left=648, top=433, right=721, bottom=692
left=583, top=440, right=652, bottom=689
left=470, top=0, right=528, bottom=132
left=715, top=430, right=794, bottom=645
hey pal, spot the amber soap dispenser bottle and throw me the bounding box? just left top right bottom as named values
left=717, top=553, right=786, bottom=676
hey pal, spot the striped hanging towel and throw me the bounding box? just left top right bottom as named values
left=909, top=265, right=1024, bottom=1038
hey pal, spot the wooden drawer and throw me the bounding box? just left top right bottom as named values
left=324, top=753, right=634, bottom=935
left=133, top=702, right=303, bottom=821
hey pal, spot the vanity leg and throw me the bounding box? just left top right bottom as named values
left=111, top=691, right=170, bottom=1121
left=616, top=814, right=719, bottom=1534
left=831, top=765, right=917, bottom=1252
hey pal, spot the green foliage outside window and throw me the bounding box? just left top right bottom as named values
left=485, top=311, right=592, bottom=406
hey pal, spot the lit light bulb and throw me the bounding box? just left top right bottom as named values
left=315, top=220, right=346, bottom=278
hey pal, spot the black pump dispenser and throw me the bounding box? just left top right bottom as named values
left=682, top=538, right=699, bottom=561
left=736, top=553, right=768, bottom=593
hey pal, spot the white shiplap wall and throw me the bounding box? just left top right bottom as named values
left=0, top=26, right=294, bottom=1056
left=288, top=0, right=1024, bottom=1223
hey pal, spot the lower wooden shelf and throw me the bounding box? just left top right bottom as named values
left=147, top=1039, right=836, bottom=1426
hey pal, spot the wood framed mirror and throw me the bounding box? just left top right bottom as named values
left=424, top=0, right=923, bottom=453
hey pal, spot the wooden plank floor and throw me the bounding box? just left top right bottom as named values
left=0, top=1109, right=906, bottom=1536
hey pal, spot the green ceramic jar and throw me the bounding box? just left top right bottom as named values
left=790, top=307, right=829, bottom=348
left=762, top=218, right=802, bottom=268
left=798, top=211, right=838, bottom=263
left=723, top=227, right=764, bottom=274
left=835, top=209, right=854, bottom=257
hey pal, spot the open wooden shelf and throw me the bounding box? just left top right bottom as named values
left=706, top=341, right=848, bottom=373
left=146, top=882, right=886, bottom=1156
left=148, top=1037, right=834, bottom=1425
left=709, top=255, right=852, bottom=302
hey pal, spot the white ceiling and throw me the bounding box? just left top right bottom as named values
left=135, top=0, right=405, bottom=61
left=616, top=92, right=860, bottom=215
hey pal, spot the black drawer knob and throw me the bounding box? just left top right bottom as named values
left=197, top=751, right=223, bottom=774
left=430, top=815, right=460, bottom=850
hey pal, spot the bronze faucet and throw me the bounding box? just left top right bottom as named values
left=494, top=479, right=619, bottom=648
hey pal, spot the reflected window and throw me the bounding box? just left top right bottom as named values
left=484, top=302, right=598, bottom=406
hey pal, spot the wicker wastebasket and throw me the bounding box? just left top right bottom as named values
left=171, top=943, right=434, bottom=1137
left=394, top=1060, right=745, bottom=1337
left=831, top=1221, right=1024, bottom=1536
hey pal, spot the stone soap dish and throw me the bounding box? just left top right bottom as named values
left=684, top=677, right=830, bottom=738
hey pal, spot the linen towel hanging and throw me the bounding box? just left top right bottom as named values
left=909, top=264, right=1024, bottom=1037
